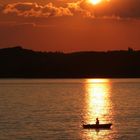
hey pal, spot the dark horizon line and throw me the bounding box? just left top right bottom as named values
left=0, top=46, right=138, bottom=54
left=1, top=45, right=140, bottom=78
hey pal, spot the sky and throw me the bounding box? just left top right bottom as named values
left=0, top=0, right=140, bottom=52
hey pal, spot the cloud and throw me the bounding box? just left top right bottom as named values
left=67, top=0, right=140, bottom=19
left=67, top=0, right=94, bottom=17
left=1, top=0, right=140, bottom=19
left=3, top=2, right=73, bottom=17
left=92, top=0, right=140, bottom=18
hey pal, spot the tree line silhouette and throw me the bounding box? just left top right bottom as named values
left=0, top=46, right=140, bottom=78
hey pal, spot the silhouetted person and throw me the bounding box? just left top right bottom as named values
left=96, top=118, right=99, bottom=125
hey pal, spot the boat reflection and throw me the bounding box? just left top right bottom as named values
left=84, top=79, right=111, bottom=124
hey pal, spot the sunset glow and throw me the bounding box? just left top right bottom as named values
left=88, top=0, right=110, bottom=5
left=89, top=0, right=102, bottom=5
left=1, top=0, right=140, bottom=51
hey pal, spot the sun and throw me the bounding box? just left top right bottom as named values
left=89, top=0, right=102, bottom=5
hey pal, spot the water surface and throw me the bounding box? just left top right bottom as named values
left=0, top=79, right=140, bottom=140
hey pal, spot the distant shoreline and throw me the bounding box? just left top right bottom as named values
left=1, top=77, right=140, bottom=79
left=1, top=46, right=140, bottom=78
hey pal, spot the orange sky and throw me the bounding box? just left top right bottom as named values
left=0, top=0, right=140, bottom=52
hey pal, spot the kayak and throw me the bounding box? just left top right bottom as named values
left=83, top=123, right=112, bottom=129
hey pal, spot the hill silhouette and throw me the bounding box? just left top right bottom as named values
left=0, top=46, right=140, bottom=78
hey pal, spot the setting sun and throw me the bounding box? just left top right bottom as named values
left=89, top=0, right=102, bottom=5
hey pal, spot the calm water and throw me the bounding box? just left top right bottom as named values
left=0, top=79, right=140, bottom=140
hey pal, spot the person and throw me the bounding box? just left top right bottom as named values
left=96, top=118, right=99, bottom=125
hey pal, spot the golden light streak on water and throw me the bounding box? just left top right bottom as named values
left=84, top=79, right=111, bottom=124
left=82, top=79, right=112, bottom=139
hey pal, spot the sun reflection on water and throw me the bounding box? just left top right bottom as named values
left=84, top=79, right=111, bottom=123
left=82, top=79, right=112, bottom=139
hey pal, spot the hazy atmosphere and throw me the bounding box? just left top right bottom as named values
left=0, top=0, right=140, bottom=52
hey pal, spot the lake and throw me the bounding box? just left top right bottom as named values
left=0, top=79, right=140, bottom=140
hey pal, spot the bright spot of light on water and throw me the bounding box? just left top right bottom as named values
left=86, top=79, right=110, bottom=83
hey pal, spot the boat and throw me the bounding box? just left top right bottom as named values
left=83, top=123, right=112, bottom=129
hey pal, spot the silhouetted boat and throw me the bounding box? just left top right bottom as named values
left=83, top=123, right=112, bottom=129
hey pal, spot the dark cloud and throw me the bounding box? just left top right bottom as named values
left=93, top=0, right=140, bottom=18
